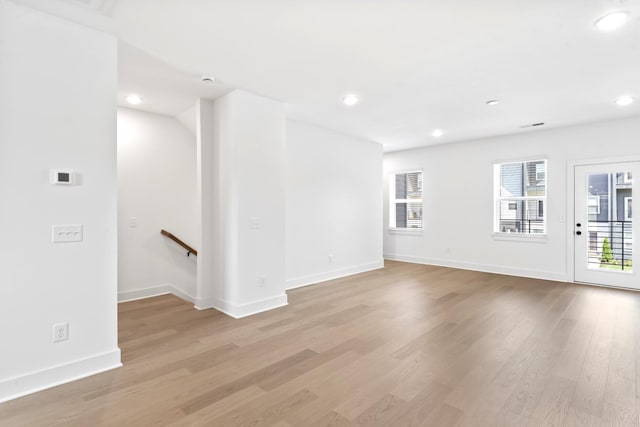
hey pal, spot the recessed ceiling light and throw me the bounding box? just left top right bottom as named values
left=616, top=95, right=635, bottom=106
left=342, top=94, right=359, bottom=106
left=486, top=100, right=500, bottom=106
left=432, top=129, right=444, bottom=138
left=126, top=94, right=143, bottom=105
left=595, top=11, right=630, bottom=31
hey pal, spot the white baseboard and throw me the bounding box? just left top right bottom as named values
left=194, top=296, right=215, bottom=311
left=384, top=254, right=568, bottom=283
left=0, top=348, right=121, bottom=404
left=213, top=294, right=288, bottom=319
left=286, top=260, right=385, bottom=290
left=118, top=284, right=196, bottom=305
left=118, top=284, right=285, bottom=318
left=118, top=285, right=171, bottom=302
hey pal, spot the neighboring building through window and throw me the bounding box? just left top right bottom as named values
left=390, top=171, right=423, bottom=229
left=494, top=160, right=547, bottom=235
left=625, top=197, right=633, bottom=221
left=588, top=196, right=601, bottom=215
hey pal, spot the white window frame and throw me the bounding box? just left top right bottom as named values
left=624, top=172, right=634, bottom=184
left=493, top=159, right=547, bottom=238
left=624, top=196, right=632, bottom=221
left=389, top=170, right=423, bottom=232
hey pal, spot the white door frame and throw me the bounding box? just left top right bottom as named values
left=566, top=155, right=640, bottom=288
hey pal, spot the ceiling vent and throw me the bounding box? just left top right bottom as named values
left=520, top=122, right=545, bottom=129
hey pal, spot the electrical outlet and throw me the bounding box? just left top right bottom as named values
left=259, top=276, right=266, bottom=287
left=53, top=322, right=69, bottom=343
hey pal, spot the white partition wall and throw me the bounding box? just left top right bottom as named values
left=285, top=121, right=384, bottom=289
left=203, top=91, right=288, bottom=317
left=0, top=1, right=120, bottom=402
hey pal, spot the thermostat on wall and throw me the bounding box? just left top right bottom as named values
left=50, top=169, right=75, bottom=185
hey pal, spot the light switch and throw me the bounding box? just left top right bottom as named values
left=128, top=217, right=137, bottom=228
left=52, top=225, right=83, bottom=243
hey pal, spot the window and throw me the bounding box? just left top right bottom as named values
left=494, top=160, right=546, bottom=235
left=625, top=197, right=632, bottom=221
left=390, top=171, right=422, bottom=229
left=624, top=172, right=633, bottom=184
left=535, top=163, right=545, bottom=181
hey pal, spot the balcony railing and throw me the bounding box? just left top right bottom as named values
left=587, top=220, right=633, bottom=271
left=497, top=218, right=544, bottom=234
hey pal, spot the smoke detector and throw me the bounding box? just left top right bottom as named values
left=201, top=75, right=215, bottom=84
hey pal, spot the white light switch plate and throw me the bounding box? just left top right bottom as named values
left=52, top=225, right=83, bottom=243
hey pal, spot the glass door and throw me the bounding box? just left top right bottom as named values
left=574, top=162, right=638, bottom=289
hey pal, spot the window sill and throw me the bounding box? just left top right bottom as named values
left=389, top=228, right=423, bottom=235
left=493, top=233, right=548, bottom=243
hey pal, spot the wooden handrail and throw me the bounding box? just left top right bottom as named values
left=161, top=229, right=198, bottom=257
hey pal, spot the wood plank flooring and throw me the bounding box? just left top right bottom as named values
left=2, top=260, right=640, bottom=426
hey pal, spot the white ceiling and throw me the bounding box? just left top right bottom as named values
left=118, top=42, right=231, bottom=117
left=17, top=0, right=640, bottom=151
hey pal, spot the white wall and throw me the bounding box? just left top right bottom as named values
left=384, top=116, right=640, bottom=282
left=286, top=121, right=384, bottom=288
left=195, top=98, right=217, bottom=309
left=0, top=1, right=120, bottom=402
left=206, top=90, right=288, bottom=318
left=117, top=108, right=197, bottom=302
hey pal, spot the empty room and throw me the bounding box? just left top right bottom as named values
left=1, top=0, right=640, bottom=426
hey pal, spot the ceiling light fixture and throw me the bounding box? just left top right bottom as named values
left=595, top=11, right=630, bottom=31
left=486, top=100, right=500, bottom=106
left=126, top=94, right=143, bottom=105
left=432, top=129, right=444, bottom=138
left=616, top=95, right=635, bottom=106
left=342, top=94, right=359, bottom=106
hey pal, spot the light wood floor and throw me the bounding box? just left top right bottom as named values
left=2, top=261, right=640, bottom=426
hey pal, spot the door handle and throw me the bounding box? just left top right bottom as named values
left=576, top=231, right=582, bottom=236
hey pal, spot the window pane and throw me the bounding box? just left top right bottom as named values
left=499, top=161, right=546, bottom=197
left=395, top=174, right=407, bottom=199
left=406, top=202, right=422, bottom=228
left=394, top=202, right=422, bottom=228
left=499, top=163, right=524, bottom=197
left=526, top=161, right=546, bottom=197
left=406, top=172, right=422, bottom=199
left=395, top=203, right=407, bottom=228
left=586, top=172, right=632, bottom=272
left=497, top=200, right=545, bottom=234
